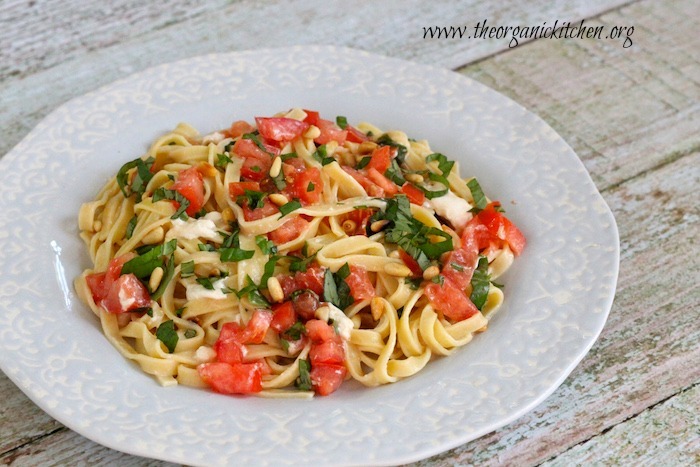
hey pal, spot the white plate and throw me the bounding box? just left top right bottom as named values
left=0, top=46, right=619, bottom=466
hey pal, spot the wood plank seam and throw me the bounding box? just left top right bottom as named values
left=0, top=426, right=66, bottom=461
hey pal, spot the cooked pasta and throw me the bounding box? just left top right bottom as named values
left=75, top=108, right=526, bottom=397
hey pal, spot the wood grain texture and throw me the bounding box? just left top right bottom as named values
left=1, top=0, right=698, bottom=464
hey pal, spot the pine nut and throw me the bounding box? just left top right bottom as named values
left=149, top=266, right=164, bottom=291
left=422, top=265, right=440, bottom=281
left=221, top=207, right=235, bottom=224
left=315, top=305, right=330, bottom=322
left=269, top=193, right=289, bottom=206
left=93, top=220, right=103, bottom=232
left=142, top=226, right=164, bottom=244
left=303, top=125, right=321, bottom=139
left=342, top=219, right=357, bottom=234
left=370, top=297, right=384, bottom=320
left=370, top=219, right=390, bottom=232
left=269, top=156, right=282, bottom=178
left=267, top=276, right=284, bottom=303
left=383, top=262, right=412, bottom=277
left=358, top=141, right=378, bottom=154
left=405, top=173, right=424, bottom=184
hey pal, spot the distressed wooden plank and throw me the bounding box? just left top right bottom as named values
left=0, top=426, right=177, bottom=467
left=542, top=383, right=700, bottom=466
left=462, top=0, right=700, bottom=192
left=0, top=0, right=631, bottom=158
left=413, top=151, right=700, bottom=466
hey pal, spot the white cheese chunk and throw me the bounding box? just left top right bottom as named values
left=424, top=190, right=473, bottom=231
left=184, top=277, right=229, bottom=301
left=167, top=212, right=223, bottom=242
left=202, top=131, right=225, bottom=145
left=326, top=303, right=354, bottom=341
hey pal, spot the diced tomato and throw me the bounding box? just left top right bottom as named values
left=278, top=264, right=326, bottom=299
left=291, top=289, right=321, bottom=320
left=198, top=362, right=263, bottom=394
left=502, top=216, right=526, bottom=256
left=342, top=166, right=384, bottom=197
left=310, top=363, right=346, bottom=396
left=270, top=301, right=296, bottom=333
left=241, top=198, right=279, bottom=221
left=310, top=339, right=345, bottom=366
left=303, top=110, right=320, bottom=126
left=367, top=167, right=399, bottom=195
left=243, top=310, right=273, bottom=344
left=232, top=138, right=278, bottom=182
left=314, top=119, right=347, bottom=145
left=305, top=319, right=336, bottom=343
left=400, top=182, right=426, bottom=205
left=171, top=167, right=204, bottom=216
left=255, top=117, right=310, bottom=142
left=441, top=247, right=478, bottom=290
left=468, top=202, right=526, bottom=256
left=268, top=216, right=309, bottom=244
left=228, top=181, right=261, bottom=199
left=214, top=336, right=245, bottom=364
left=101, top=273, right=151, bottom=314
left=367, top=145, right=392, bottom=173
left=345, top=265, right=375, bottom=301
left=285, top=167, right=323, bottom=205
left=398, top=249, right=423, bottom=278
left=424, top=278, right=479, bottom=322
left=85, top=272, right=107, bottom=303
left=339, top=208, right=375, bottom=236
left=85, top=253, right=139, bottom=308
left=222, top=120, right=255, bottom=139
left=345, top=125, right=369, bottom=143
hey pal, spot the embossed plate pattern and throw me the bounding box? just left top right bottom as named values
left=0, top=46, right=619, bottom=466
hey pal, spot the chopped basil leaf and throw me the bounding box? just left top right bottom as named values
left=155, top=320, right=178, bottom=353
left=312, top=144, right=334, bottom=165
left=431, top=274, right=444, bottom=285
left=288, top=252, right=317, bottom=273
left=426, top=153, right=455, bottom=178
left=469, top=256, right=491, bottom=310
left=307, top=181, right=315, bottom=192
left=450, top=262, right=465, bottom=272
left=259, top=255, right=282, bottom=289
left=125, top=215, right=138, bottom=239
left=280, top=338, right=290, bottom=352
left=151, top=254, right=175, bottom=300
left=152, top=187, right=190, bottom=220
left=467, top=178, right=487, bottom=211
left=336, top=115, right=348, bottom=129
left=122, top=239, right=177, bottom=279
left=296, top=359, right=312, bottom=391
left=336, top=262, right=351, bottom=280
left=279, top=200, right=302, bottom=217
left=146, top=308, right=154, bottom=317
left=116, top=157, right=155, bottom=201
left=184, top=329, right=197, bottom=339
left=356, top=156, right=371, bottom=169
left=215, top=153, right=233, bottom=168
left=323, top=266, right=354, bottom=310
left=235, top=275, right=270, bottom=307
left=196, top=276, right=217, bottom=290
left=180, top=260, right=195, bottom=278
left=198, top=243, right=217, bottom=252
left=384, top=159, right=406, bottom=186
left=375, top=134, right=407, bottom=163
left=223, top=141, right=236, bottom=152
left=220, top=247, right=255, bottom=262
left=194, top=208, right=208, bottom=219
left=284, top=321, right=307, bottom=341
left=175, top=307, right=185, bottom=317
left=272, top=168, right=287, bottom=190
left=280, top=152, right=298, bottom=161
left=256, top=235, right=278, bottom=255
left=242, top=132, right=275, bottom=156
left=404, top=277, right=422, bottom=290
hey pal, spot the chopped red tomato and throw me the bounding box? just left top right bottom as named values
left=285, top=167, right=323, bottom=205
left=400, top=182, right=426, bottom=205
left=222, top=120, right=255, bottom=139
left=367, top=167, right=399, bottom=195
left=441, top=247, right=478, bottom=290
left=278, top=264, right=325, bottom=299
left=213, top=336, right=245, bottom=364
left=270, top=302, right=296, bottom=333
left=171, top=167, right=204, bottom=216
left=305, top=319, right=336, bottom=342
left=467, top=202, right=526, bottom=256
left=268, top=216, right=309, bottom=244
left=101, top=273, right=151, bottom=314
left=345, top=265, right=375, bottom=301
left=302, top=109, right=320, bottom=126
left=339, top=208, right=374, bottom=236
left=314, top=119, right=347, bottom=145
left=424, top=278, right=479, bottom=322
left=232, top=138, right=278, bottom=182
left=255, top=117, right=310, bottom=142
left=242, top=198, right=279, bottom=221
left=310, top=339, right=345, bottom=366
left=310, top=363, right=346, bottom=396
left=367, top=145, right=392, bottom=173
left=291, top=290, right=320, bottom=320
left=228, top=181, right=261, bottom=198
left=398, top=249, right=423, bottom=278
left=198, top=362, right=263, bottom=394
left=342, top=166, right=384, bottom=197
left=345, top=125, right=369, bottom=143
left=217, top=310, right=272, bottom=346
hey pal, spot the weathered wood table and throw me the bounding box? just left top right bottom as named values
left=1, top=0, right=698, bottom=465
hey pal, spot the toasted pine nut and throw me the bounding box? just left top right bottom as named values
left=149, top=266, right=164, bottom=291
left=405, top=173, right=424, bottom=184
left=388, top=250, right=400, bottom=258
left=221, top=207, right=235, bottom=224
left=269, top=156, right=282, bottom=178
left=303, top=125, right=321, bottom=139
left=315, top=305, right=330, bottom=322
left=267, top=276, right=284, bottom=303
left=342, top=219, right=357, bottom=234
left=370, top=219, right=390, bottom=232
left=93, top=220, right=103, bottom=232
left=358, top=141, right=378, bottom=154
left=370, top=297, right=384, bottom=320
left=142, top=226, right=164, bottom=245
left=383, top=262, right=412, bottom=277
left=422, top=265, right=440, bottom=281
left=269, top=193, right=289, bottom=206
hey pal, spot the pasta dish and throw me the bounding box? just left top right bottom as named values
left=75, top=108, right=526, bottom=397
